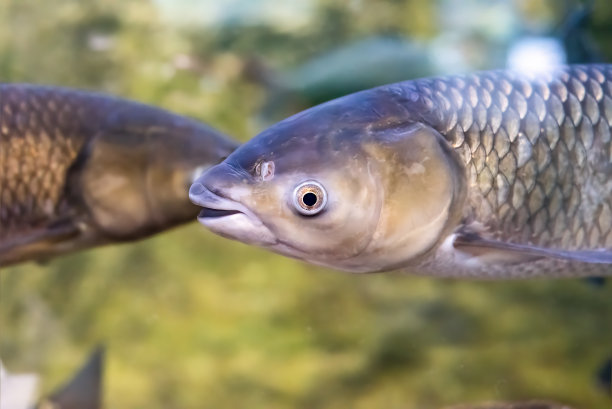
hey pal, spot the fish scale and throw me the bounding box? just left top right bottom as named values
left=383, top=65, right=611, bottom=277
left=402, top=66, right=612, bottom=253
left=0, top=86, right=108, bottom=239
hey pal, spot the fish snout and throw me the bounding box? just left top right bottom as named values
left=189, top=163, right=235, bottom=207
left=188, top=178, right=277, bottom=246
left=189, top=182, right=241, bottom=217
left=188, top=181, right=209, bottom=205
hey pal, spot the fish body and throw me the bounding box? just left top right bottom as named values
left=0, top=84, right=238, bottom=266
left=190, top=65, right=612, bottom=278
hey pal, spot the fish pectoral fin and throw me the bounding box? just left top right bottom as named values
left=453, top=232, right=612, bottom=265
left=0, top=221, right=81, bottom=266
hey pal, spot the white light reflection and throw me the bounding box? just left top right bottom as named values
left=507, top=37, right=567, bottom=74
left=0, top=362, right=39, bottom=409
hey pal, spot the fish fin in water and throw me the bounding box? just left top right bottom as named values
left=41, top=346, right=104, bottom=409
left=453, top=231, right=612, bottom=265
left=0, top=221, right=81, bottom=267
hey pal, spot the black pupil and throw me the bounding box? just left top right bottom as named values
left=303, top=192, right=318, bottom=207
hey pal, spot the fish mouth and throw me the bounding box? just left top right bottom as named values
left=189, top=182, right=277, bottom=246
left=198, top=208, right=241, bottom=219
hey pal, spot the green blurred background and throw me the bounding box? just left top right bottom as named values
left=1, top=0, right=611, bottom=408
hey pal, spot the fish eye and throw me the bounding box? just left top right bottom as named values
left=292, top=181, right=327, bottom=216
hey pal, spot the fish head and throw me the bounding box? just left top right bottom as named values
left=191, top=91, right=464, bottom=272
left=191, top=122, right=381, bottom=263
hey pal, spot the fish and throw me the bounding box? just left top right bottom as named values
left=441, top=402, right=575, bottom=409
left=254, top=36, right=434, bottom=122
left=0, top=84, right=238, bottom=267
left=190, top=64, right=612, bottom=278
left=38, top=347, right=104, bottom=409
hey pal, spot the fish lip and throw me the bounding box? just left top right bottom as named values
left=189, top=182, right=277, bottom=245
left=189, top=183, right=252, bottom=220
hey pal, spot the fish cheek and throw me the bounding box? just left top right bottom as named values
left=248, top=182, right=286, bottom=221
left=266, top=170, right=380, bottom=261
left=359, top=124, right=460, bottom=271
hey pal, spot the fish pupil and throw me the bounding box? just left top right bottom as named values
left=303, top=192, right=318, bottom=207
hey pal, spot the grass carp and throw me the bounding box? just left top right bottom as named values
left=190, top=65, right=612, bottom=278
left=0, top=84, right=238, bottom=267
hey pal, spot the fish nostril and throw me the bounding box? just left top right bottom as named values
left=189, top=183, right=206, bottom=197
